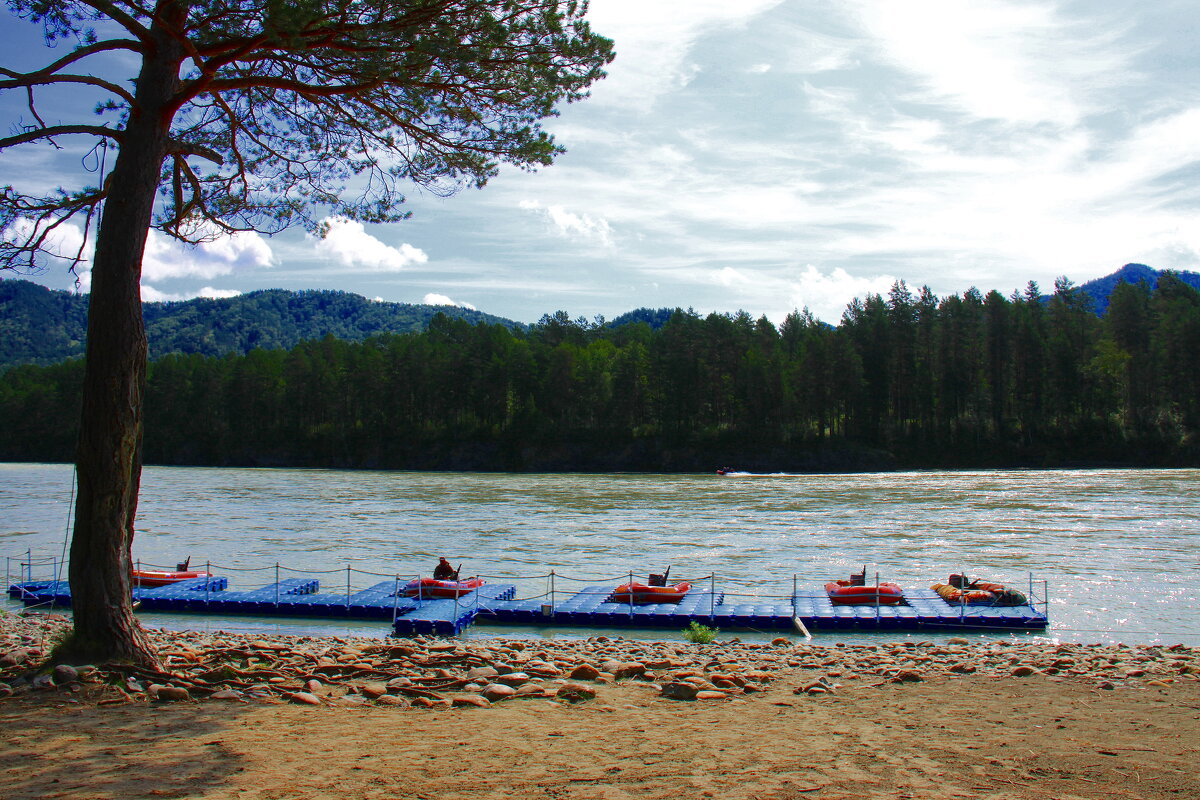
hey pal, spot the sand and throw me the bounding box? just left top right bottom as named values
left=1, top=612, right=1198, bottom=800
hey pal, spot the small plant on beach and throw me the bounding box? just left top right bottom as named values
left=682, top=621, right=719, bottom=644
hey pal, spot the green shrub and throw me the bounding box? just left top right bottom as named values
left=682, top=620, right=719, bottom=644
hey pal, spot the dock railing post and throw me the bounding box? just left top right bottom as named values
left=416, top=574, right=423, bottom=606
left=628, top=570, right=634, bottom=619
left=26, top=549, right=31, bottom=582
left=959, top=565, right=965, bottom=623
left=392, top=574, right=400, bottom=625
left=709, top=573, right=715, bottom=623
left=5, top=556, right=9, bottom=595
left=792, top=573, right=797, bottom=615
left=275, top=563, right=280, bottom=607
left=135, top=558, right=141, bottom=590
left=453, top=567, right=461, bottom=628
left=206, top=560, right=211, bottom=606
left=875, top=570, right=880, bottom=623
left=550, top=570, right=556, bottom=619
left=346, top=565, right=351, bottom=612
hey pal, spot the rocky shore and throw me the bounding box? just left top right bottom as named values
left=3, top=611, right=1197, bottom=708
left=4, top=609, right=1200, bottom=799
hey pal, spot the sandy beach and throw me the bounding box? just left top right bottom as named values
left=2, top=612, right=1197, bottom=800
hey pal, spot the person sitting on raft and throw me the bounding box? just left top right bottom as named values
left=433, top=557, right=458, bottom=581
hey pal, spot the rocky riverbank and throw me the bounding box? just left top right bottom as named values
left=3, top=611, right=1197, bottom=708
left=3, top=610, right=1199, bottom=800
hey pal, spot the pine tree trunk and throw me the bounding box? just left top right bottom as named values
left=64, top=11, right=184, bottom=668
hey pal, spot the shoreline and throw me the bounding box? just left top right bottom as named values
left=2, top=611, right=1199, bottom=799
left=4, top=611, right=1198, bottom=703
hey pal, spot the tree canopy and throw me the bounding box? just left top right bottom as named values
left=0, top=0, right=613, bottom=668
left=2, top=0, right=614, bottom=266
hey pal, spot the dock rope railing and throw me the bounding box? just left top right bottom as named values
left=8, top=552, right=1052, bottom=622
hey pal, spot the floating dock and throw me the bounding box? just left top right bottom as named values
left=8, top=575, right=1048, bottom=635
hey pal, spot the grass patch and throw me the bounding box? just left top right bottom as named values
left=682, top=620, right=719, bottom=644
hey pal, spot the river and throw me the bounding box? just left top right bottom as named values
left=2, top=463, right=1197, bottom=645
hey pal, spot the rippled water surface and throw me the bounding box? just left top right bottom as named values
left=3, top=463, right=1197, bottom=644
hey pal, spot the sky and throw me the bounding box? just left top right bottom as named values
left=2, top=0, right=1198, bottom=324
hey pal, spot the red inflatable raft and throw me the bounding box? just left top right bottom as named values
left=825, top=580, right=905, bottom=605
left=610, top=581, right=692, bottom=604
left=402, top=577, right=485, bottom=598
left=132, top=568, right=212, bottom=587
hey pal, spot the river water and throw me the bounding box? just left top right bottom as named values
left=2, top=463, right=1197, bottom=645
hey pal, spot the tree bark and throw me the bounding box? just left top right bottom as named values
left=64, top=7, right=186, bottom=668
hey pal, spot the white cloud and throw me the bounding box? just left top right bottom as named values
left=585, top=0, right=786, bottom=110
left=139, top=285, right=243, bottom=302
left=199, top=286, right=242, bottom=299
left=1, top=218, right=87, bottom=269
left=313, top=216, right=428, bottom=272
left=519, top=200, right=613, bottom=246
left=142, top=228, right=274, bottom=282
left=787, top=265, right=897, bottom=323
left=423, top=293, right=477, bottom=310
left=747, top=63, right=772, bottom=74
left=852, top=0, right=1134, bottom=126
left=713, top=267, right=748, bottom=287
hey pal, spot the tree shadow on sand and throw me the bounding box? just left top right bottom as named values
left=0, top=697, right=259, bottom=800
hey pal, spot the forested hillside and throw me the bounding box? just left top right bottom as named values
left=1081, top=263, right=1200, bottom=314
left=0, top=280, right=521, bottom=368
left=3, top=273, right=1198, bottom=471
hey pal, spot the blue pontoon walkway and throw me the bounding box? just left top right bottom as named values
left=7, top=577, right=517, bottom=636
left=8, top=576, right=1049, bottom=635
left=472, top=583, right=1048, bottom=632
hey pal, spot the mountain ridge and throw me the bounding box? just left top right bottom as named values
left=0, top=280, right=523, bottom=368
left=3, top=263, right=1198, bottom=369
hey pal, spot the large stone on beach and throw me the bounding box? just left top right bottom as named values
left=0, top=649, right=29, bottom=668
left=482, top=683, right=516, bottom=701
left=468, top=666, right=499, bottom=680
left=452, top=695, right=490, bottom=708
left=569, top=664, right=601, bottom=681
left=52, top=664, right=79, bottom=685
left=555, top=683, right=597, bottom=703
left=695, top=690, right=728, bottom=701
left=156, top=686, right=191, bottom=702
left=894, top=670, right=923, bottom=682
left=359, top=682, right=388, bottom=699
left=660, top=681, right=698, bottom=701
left=287, top=691, right=322, bottom=706
left=612, top=662, right=647, bottom=679
left=495, top=672, right=531, bottom=687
